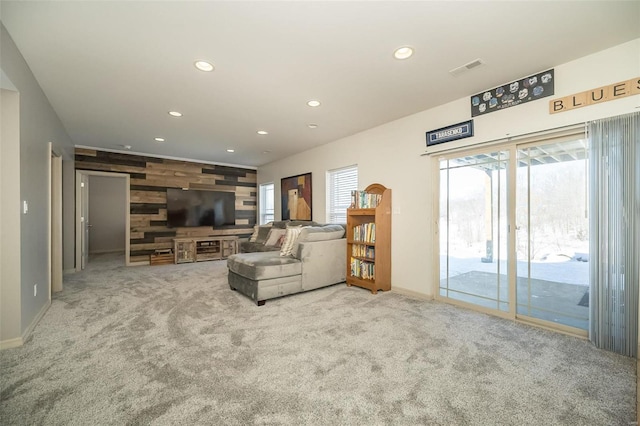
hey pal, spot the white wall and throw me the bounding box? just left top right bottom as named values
left=0, top=24, right=74, bottom=345
left=88, top=176, right=126, bottom=254
left=258, top=38, right=640, bottom=298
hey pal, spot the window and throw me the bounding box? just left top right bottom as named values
left=259, top=183, right=274, bottom=224
left=327, top=165, right=358, bottom=224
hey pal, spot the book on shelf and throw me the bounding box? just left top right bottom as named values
left=349, top=257, right=375, bottom=280
left=351, top=244, right=375, bottom=259
left=350, top=190, right=383, bottom=209
left=352, top=223, right=376, bottom=243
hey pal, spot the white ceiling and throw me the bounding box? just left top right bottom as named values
left=2, top=1, right=639, bottom=167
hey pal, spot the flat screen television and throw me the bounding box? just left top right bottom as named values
left=166, top=188, right=236, bottom=228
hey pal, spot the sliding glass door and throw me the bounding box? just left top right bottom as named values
left=439, top=151, right=509, bottom=312
left=516, top=139, right=589, bottom=330
left=438, top=136, right=589, bottom=332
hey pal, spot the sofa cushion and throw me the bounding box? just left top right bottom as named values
left=240, top=242, right=280, bottom=253
left=228, top=252, right=302, bottom=281
left=265, top=228, right=287, bottom=246
left=271, top=220, right=318, bottom=229
left=292, top=224, right=345, bottom=259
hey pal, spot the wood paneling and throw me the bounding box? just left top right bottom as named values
left=75, top=148, right=97, bottom=156
left=130, top=190, right=166, bottom=203
left=76, top=149, right=257, bottom=263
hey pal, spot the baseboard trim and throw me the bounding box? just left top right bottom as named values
left=391, top=286, right=434, bottom=301
left=0, top=336, right=23, bottom=350
left=129, top=260, right=150, bottom=266
left=20, top=300, right=50, bottom=345
left=0, top=301, right=49, bottom=350
left=63, top=268, right=76, bottom=275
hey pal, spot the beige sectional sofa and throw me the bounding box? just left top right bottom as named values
left=227, top=224, right=346, bottom=305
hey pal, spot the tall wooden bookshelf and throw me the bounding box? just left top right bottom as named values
left=346, top=183, right=391, bottom=294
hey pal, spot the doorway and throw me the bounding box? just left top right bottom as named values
left=75, top=170, right=130, bottom=270
left=437, top=130, right=589, bottom=335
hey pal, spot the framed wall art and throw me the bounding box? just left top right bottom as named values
left=281, top=173, right=312, bottom=221
left=471, top=69, right=554, bottom=117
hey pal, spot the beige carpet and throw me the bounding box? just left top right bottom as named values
left=0, top=253, right=635, bottom=425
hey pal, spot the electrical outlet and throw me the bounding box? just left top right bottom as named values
left=34, top=284, right=37, bottom=297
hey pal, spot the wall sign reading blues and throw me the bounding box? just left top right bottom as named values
left=471, top=69, right=554, bottom=117
left=425, top=120, right=474, bottom=147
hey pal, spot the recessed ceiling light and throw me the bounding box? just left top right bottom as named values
left=168, top=111, right=183, bottom=117
left=262, top=151, right=271, bottom=154
left=307, top=124, right=318, bottom=129
left=307, top=100, right=321, bottom=107
left=393, top=46, right=414, bottom=60
left=226, top=149, right=235, bottom=153
left=257, top=130, right=269, bottom=135
left=194, top=60, right=214, bottom=72
left=154, top=137, right=165, bottom=142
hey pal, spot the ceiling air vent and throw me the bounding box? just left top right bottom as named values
left=449, top=58, right=484, bottom=77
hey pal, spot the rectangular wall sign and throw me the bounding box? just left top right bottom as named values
left=549, top=77, right=640, bottom=114
left=426, top=120, right=474, bottom=147
left=471, top=69, right=554, bottom=117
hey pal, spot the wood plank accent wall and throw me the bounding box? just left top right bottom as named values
left=75, top=148, right=257, bottom=263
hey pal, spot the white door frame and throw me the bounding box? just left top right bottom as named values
left=75, top=170, right=130, bottom=270
left=49, top=143, right=63, bottom=294
left=79, top=173, right=89, bottom=269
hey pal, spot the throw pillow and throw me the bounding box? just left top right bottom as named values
left=264, top=228, right=287, bottom=246
left=275, top=234, right=286, bottom=248
left=255, top=226, right=272, bottom=244
left=280, top=225, right=303, bottom=257
left=249, top=225, right=260, bottom=242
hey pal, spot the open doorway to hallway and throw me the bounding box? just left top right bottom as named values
left=75, top=171, right=130, bottom=270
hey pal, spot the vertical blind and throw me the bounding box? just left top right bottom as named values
left=589, top=111, right=640, bottom=357
left=327, top=165, right=358, bottom=224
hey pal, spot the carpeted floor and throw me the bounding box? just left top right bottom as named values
left=0, top=253, right=636, bottom=425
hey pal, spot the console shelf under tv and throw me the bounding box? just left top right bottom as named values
left=174, top=236, right=238, bottom=264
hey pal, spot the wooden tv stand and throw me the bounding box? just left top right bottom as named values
left=173, top=236, right=238, bottom=264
